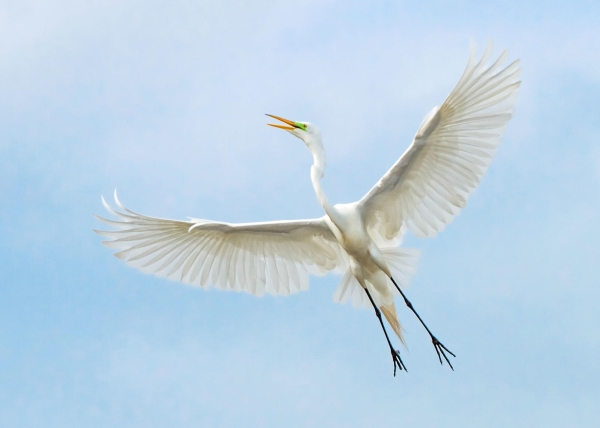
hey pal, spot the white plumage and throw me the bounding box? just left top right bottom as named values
left=96, top=194, right=346, bottom=296
left=360, top=43, right=520, bottom=241
left=96, top=42, right=520, bottom=373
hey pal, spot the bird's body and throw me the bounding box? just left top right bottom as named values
left=96, top=42, right=521, bottom=373
left=321, top=200, right=405, bottom=338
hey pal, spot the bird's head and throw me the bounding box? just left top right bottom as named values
left=266, top=114, right=322, bottom=151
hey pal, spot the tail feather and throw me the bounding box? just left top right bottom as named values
left=380, top=302, right=405, bottom=345
left=333, top=247, right=419, bottom=309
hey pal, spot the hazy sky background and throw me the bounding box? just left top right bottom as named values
left=1, top=1, right=599, bottom=426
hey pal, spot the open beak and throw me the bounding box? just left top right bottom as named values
left=266, top=114, right=299, bottom=131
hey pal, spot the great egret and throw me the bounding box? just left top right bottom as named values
left=95, top=42, right=520, bottom=375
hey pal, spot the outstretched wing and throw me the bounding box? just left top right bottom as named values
left=359, top=42, right=521, bottom=241
left=95, top=192, right=347, bottom=296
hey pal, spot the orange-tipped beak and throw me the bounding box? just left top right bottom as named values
left=266, top=114, right=298, bottom=131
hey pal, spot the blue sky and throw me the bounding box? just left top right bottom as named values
left=1, top=0, right=599, bottom=426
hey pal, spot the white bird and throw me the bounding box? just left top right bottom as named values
left=95, top=42, right=520, bottom=374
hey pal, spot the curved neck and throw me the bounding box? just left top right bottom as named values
left=309, top=145, right=341, bottom=224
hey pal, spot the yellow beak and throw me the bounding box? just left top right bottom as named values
left=266, top=114, right=298, bottom=131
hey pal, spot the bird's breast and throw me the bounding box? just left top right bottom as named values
left=326, top=203, right=370, bottom=257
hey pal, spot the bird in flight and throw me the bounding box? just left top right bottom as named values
left=95, top=42, right=520, bottom=375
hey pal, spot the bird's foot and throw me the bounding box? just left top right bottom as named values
left=431, top=336, right=456, bottom=370
left=391, top=348, right=407, bottom=376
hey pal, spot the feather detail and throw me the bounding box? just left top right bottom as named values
left=381, top=302, right=405, bottom=345
left=358, top=43, right=520, bottom=242
left=95, top=192, right=347, bottom=295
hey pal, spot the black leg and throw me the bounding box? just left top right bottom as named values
left=390, top=277, right=456, bottom=370
left=363, top=286, right=407, bottom=376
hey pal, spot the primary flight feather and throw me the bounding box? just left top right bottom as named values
left=96, top=42, right=520, bottom=374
